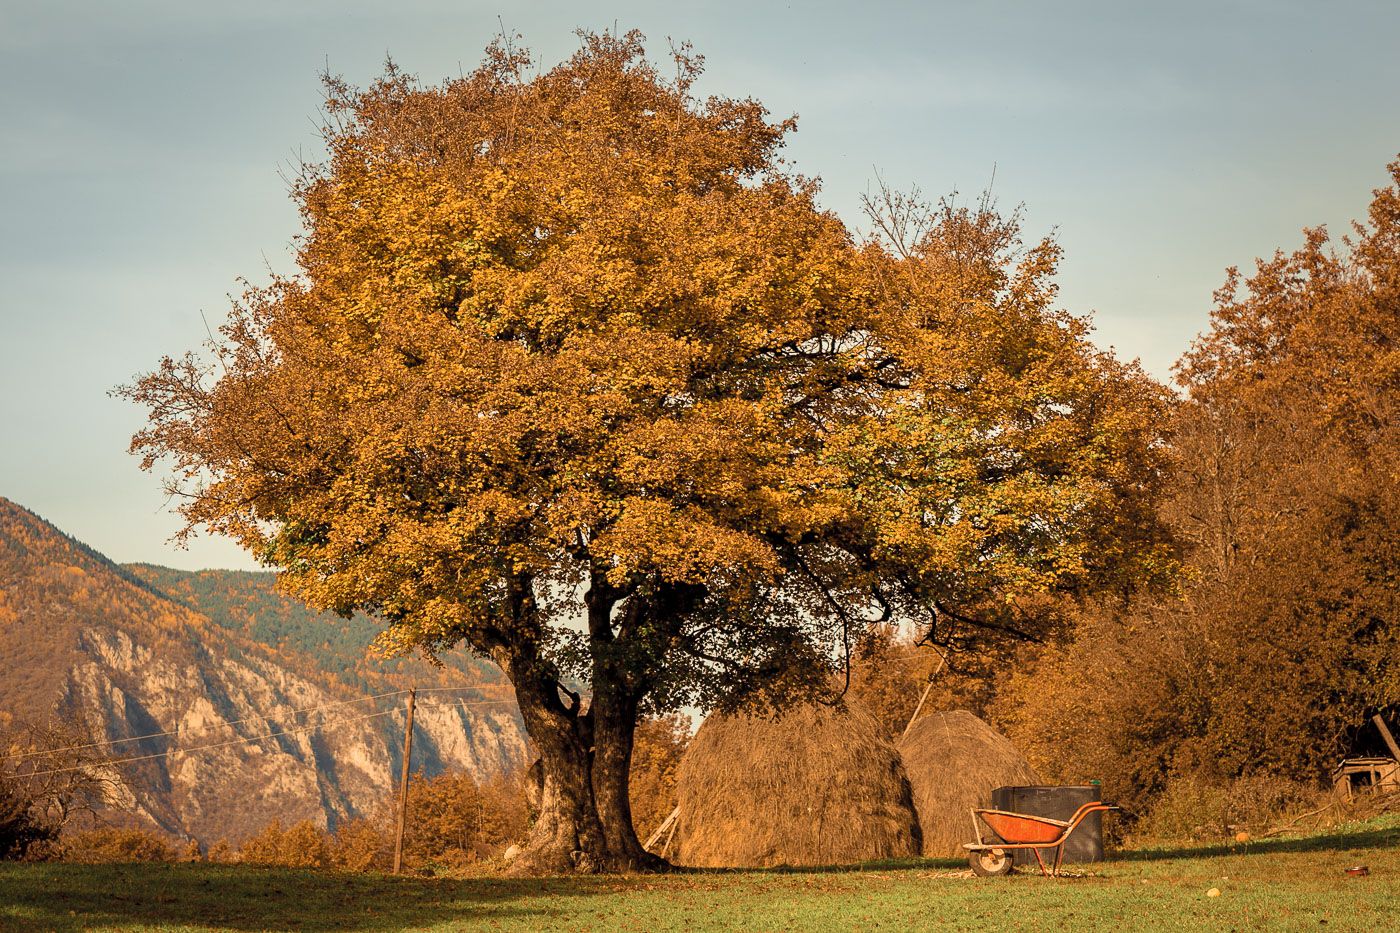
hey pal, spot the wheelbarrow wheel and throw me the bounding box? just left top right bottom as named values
left=969, top=847, right=1013, bottom=877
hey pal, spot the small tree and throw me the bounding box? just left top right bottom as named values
left=60, top=827, right=176, bottom=864
left=124, top=31, right=1176, bottom=872
left=330, top=817, right=388, bottom=871
left=393, top=769, right=482, bottom=866
left=1, top=720, right=131, bottom=860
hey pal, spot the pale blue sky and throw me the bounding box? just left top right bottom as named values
left=3, top=0, right=1397, bottom=571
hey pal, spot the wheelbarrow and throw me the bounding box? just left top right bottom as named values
left=962, top=800, right=1118, bottom=877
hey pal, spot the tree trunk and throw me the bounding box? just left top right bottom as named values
left=591, top=687, right=665, bottom=871
left=488, top=576, right=674, bottom=874
left=493, top=644, right=612, bottom=875
left=577, top=576, right=668, bottom=871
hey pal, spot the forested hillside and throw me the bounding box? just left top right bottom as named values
left=125, top=564, right=500, bottom=695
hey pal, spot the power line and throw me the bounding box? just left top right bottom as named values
left=16, top=694, right=526, bottom=779
left=7, top=688, right=413, bottom=761
left=8, top=687, right=519, bottom=761
left=14, top=706, right=402, bottom=779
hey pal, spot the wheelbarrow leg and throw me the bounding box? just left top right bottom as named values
left=1053, top=843, right=1064, bottom=877
left=1031, top=848, right=1050, bottom=877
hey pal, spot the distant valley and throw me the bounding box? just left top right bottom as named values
left=0, top=496, right=528, bottom=847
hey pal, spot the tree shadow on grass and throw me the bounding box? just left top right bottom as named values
left=670, top=817, right=1400, bottom=877
left=0, top=862, right=638, bottom=933
left=1112, top=820, right=1400, bottom=863
left=671, top=855, right=963, bottom=876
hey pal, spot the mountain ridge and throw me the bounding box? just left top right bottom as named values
left=0, top=495, right=528, bottom=845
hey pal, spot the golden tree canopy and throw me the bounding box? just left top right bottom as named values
left=127, top=30, right=1175, bottom=712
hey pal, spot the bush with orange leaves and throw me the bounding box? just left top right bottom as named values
left=224, top=768, right=530, bottom=871
left=396, top=768, right=531, bottom=866
left=329, top=817, right=388, bottom=872
left=392, top=770, right=482, bottom=867
left=238, top=819, right=332, bottom=869
left=60, top=827, right=175, bottom=863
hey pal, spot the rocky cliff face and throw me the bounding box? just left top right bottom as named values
left=0, top=496, right=528, bottom=845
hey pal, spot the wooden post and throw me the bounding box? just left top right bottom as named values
left=393, top=688, right=417, bottom=874
left=901, top=681, right=936, bottom=741
left=645, top=806, right=680, bottom=851
left=660, top=815, right=680, bottom=859
left=900, top=647, right=949, bottom=740
left=1373, top=714, right=1400, bottom=762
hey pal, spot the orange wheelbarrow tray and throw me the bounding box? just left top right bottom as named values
left=961, top=801, right=1119, bottom=877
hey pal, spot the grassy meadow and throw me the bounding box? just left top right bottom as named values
left=2, top=816, right=1397, bottom=933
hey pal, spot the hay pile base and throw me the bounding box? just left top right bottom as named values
left=897, top=710, right=1042, bottom=858
left=674, top=697, right=921, bottom=868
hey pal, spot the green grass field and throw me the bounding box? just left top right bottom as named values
left=3, top=817, right=1396, bottom=933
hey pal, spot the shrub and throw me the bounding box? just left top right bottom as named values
left=229, top=768, right=533, bottom=873
left=330, top=817, right=389, bottom=872
left=1132, top=773, right=1321, bottom=842
left=396, top=770, right=477, bottom=866
left=1135, top=776, right=1230, bottom=842
left=476, top=771, right=530, bottom=855
left=0, top=780, right=57, bottom=860
left=239, top=819, right=332, bottom=868
left=382, top=767, right=532, bottom=866
left=1221, top=775, right=1317, bottom=832
left=61, top=827, right=175, bottom=863
left=206, top=839, right=234, bottom=863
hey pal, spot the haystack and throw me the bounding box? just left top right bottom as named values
left=673, top=697, right=921, bottom=868
left=897, top=710, right=1042, bottom=857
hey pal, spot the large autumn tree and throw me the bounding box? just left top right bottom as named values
left=125, top=32, right=1174, bottom=873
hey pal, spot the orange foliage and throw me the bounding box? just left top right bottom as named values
left=215, top=767, right=530, bottom=871
left=995, top=155, right=1400, bottom=824
left=238, top=819, right=332, bottom=869
left=628, top=714, right=691, bottom=841
left=59, top=827, right=175, bottom=864
left=385, top=768, right=530, bottom=866
left=329, top=818, right=388, bottom=872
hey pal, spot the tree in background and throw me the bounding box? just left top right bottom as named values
left=1, top=720, right=131, bottom=860
left=237, top=819, right=333, bottom=869
left=387, top=768, right=528, bottom=866
left=997, top=157, right=1400, bottom=824
left=124, top=31, right=1175, bottom=872
left=628, top=713, right=691, bottom=843
left=0, top=779, right=52, bottom=860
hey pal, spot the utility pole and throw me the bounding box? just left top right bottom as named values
left=393, top=687, right=417, bottom=874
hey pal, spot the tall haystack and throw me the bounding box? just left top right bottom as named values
left=673, top=697, right=921, bottom=868
left=898, top=710, right=1042, bottom=857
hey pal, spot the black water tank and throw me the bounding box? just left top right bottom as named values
left=990, top=784, right=1104, bottom=865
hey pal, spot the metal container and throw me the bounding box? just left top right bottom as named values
left=990, top=784, right=1104, bottom=864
